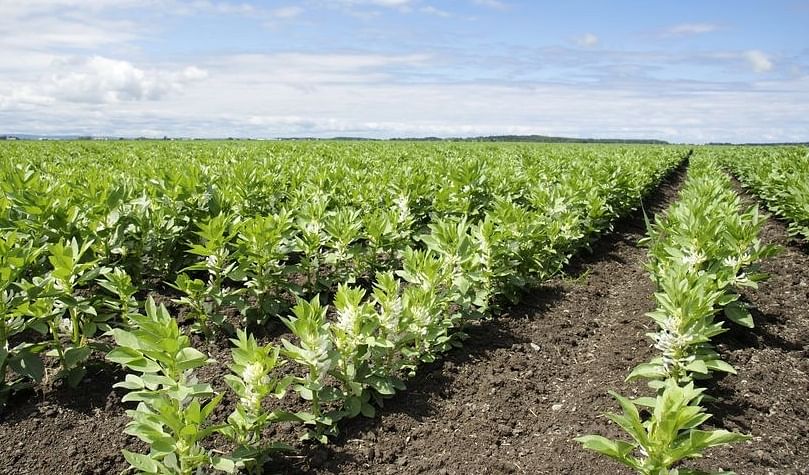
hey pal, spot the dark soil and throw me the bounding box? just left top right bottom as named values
left=2, top=165, right=808, bottom=475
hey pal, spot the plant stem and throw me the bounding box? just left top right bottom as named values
left=48, top=319, right=66, bottom=366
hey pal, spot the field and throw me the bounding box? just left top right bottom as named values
left=0, top=141, right=807, bottom=474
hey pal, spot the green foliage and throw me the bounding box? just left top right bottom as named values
left=1, top=141, right=685, bottom=451
left=280, top=296, right=340, bottom=443
left=577, top=380, right=749, bottom=475
left=719, top=146, right=809, bottom=240
left=0, top=231, right=44, bottom=402
left=173, top=214, right=242, bottom=336
left=219, top=330, right=293, bottom=473
left=97, top=266, right=139, bottom=324
left=581, top=153, right=764, bottom=475
left=20, top=237, right=113, bottom=387
left=233, top=211, right=295, bottom=324
left=632, top=156, right=778, bottom=386
left=107, top=297, right=230, bottom=475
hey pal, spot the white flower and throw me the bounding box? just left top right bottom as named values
left=722, top=255, right=741, bottom=268
left=411, top=306, right=432, bottom=336
left=240, top=387, right=263, bottom=412
left=336, top=305, right=357, bottom=332
left=681, top=248, right=705, bottom=268
left=242, top=362, right=264, bottom=385
left=59, top=318, right=73, bottom=334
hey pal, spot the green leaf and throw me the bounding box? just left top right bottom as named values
left=633, top=396, right=657, bottom=408
left=716, top=292, right=739, bottom=306
left=107, top=348, right=162, bottom=373
left=297, top=385, right=314, bottom=401
left=685, top=359, right=709, bottom=375
left=211, top=456, right=237, bottom=473
left=360, top=402, right=376, bottom=418
left=123, top=450, right=159, bottom=473
left=608, top=391, right=648, bottom=446
left=626, top=362, right=666, bottom=382
left=690, top=429, right=751, bottom=450
left=114, top=374, right=146, bottom=390
left=201, top=393, right=223, bottom=420
left=140, top=373, right=175, bottom=388
left=175, top=347, right=208, bottom=371
left=368, top=377, right=396, bottom=395
left=64, top=346, right=93, bottom=369
left=9, top=351, right=44, bottom=382
left=724, top=301, right=754, bottom=328
left=704, top=359, right=736, bottom=374
left=111, top=328, right=140, bottom=349
left=575, top=435, right=638, bottom=468
left=65, top=367, right=87, bottom=387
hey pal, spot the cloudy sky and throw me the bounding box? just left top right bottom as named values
left=1, top=0, right=808, bottom=142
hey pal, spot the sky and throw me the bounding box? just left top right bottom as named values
left=1, top=0, right=808, bottom=143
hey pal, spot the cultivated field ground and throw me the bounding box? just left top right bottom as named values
left=0, top=141, right=807, bottom=474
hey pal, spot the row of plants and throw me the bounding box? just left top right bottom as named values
left=0, top=141, right=682, bottom=285
left=82, top=144, right=687, bottom=473
left=577, top=153, right=778, bottom=474
left=0, top=142, right=685, bottom=404
left=712, top=146, right=809, bottom=241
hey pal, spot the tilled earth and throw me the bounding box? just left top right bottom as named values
left=1, top=166, right=808, bottom=475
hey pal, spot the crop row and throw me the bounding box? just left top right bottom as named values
left=712, top=146, right=809, bottom=241
left=0, top=142, right=684, bottom=392
left=1, top=141, right=684, bottom=473
left=578, top=152, right=778, bottom=474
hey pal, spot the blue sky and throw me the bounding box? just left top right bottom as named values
left=1, top=0, right=808, bottom=142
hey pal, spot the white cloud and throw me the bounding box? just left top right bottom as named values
left=336, top=0, right=413, bottom=7
left=183, top=1, right=255, bottom=15
left=473, top=0, right=508, bottom=9
left=663, top=23, right=721, bottom=37
left=0, top=0, right=146, bottom=16
left=2, top=0, right=257, bottom=16
left=744, top=50, right=774, bottom=72
left=3, top=47, right=807, bottom=142
left=420, top=6, right=451, bottom=17
left=575, top=33, right=599, bottom=48
left=192, top=52, right=431, bottom=94
left=5, top=65, right=808, bottom=143
left=0, top=13, right=139, bottom=50
left=270, top=6, right=304, bottom=18
left=0, top=87, right=55, bottom=111
left=44, top=56, right=207, bottom=103
left=29, top=77, right=809, bottom=143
